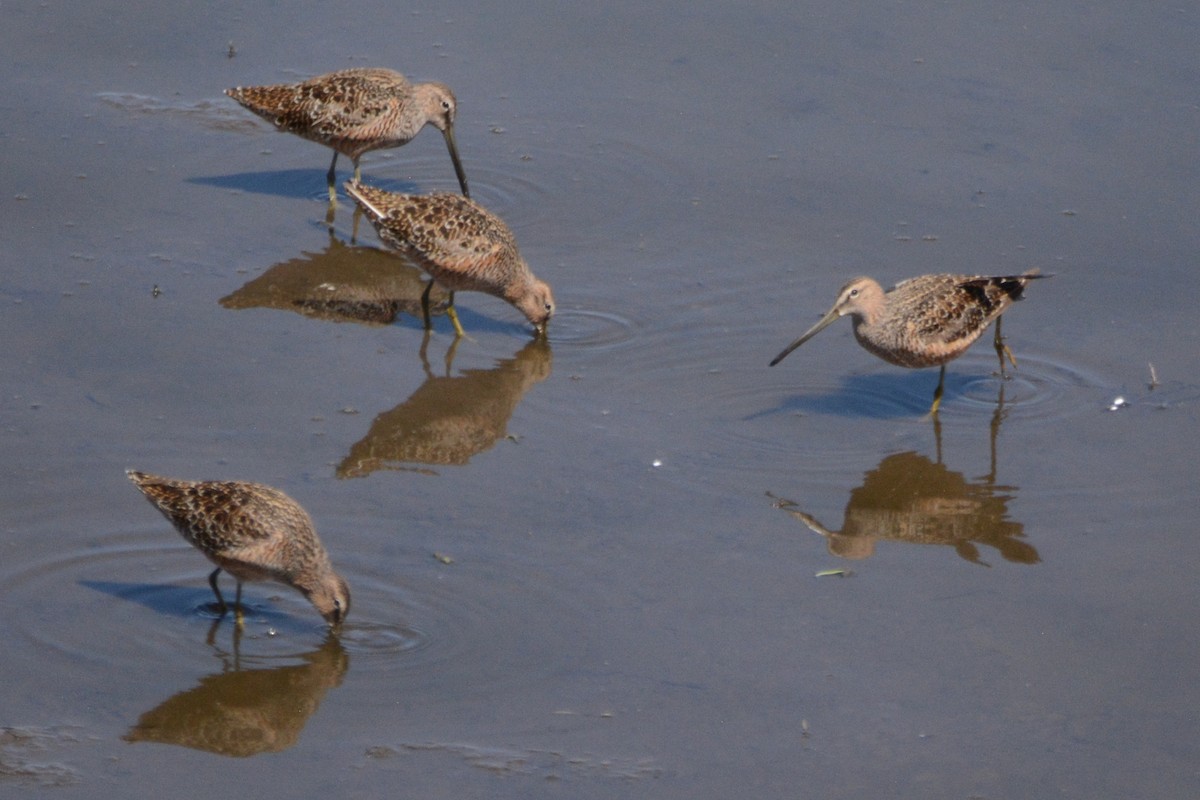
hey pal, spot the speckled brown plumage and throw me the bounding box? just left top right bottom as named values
left=225, top=68, right=469, bottom=201
left=127, top=470, right=350, bottom=626
left=345, top=181, right=555, bottom=336
left=770, top=271, right=1044, bottom=413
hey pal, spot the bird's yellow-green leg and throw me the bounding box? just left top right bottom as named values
left=443, top=335, right=461, bottom=374
left=444, top=292, right=465, bottom=338
left=326, top=151, right=339, bottom=204
left=421, top=281, right=465, bottom=337
left=993, top=316, right=1018, bottom=371
left=929, top=364, right=947, bottom=416
left=232, top=582, right=244, bottom=623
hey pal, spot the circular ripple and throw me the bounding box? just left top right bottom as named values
left=308, top=533, right=597, bottom=693
left=756, top=353, right=1114, bottom=426
left=0, top=509, right=596, bottom=695
left=351, top=153, right=521, bottom=205
left=546, top=308, right=638, bottom=350
left=942, top=354, right=1112, bottom=423
left=0, top=535, right=348, bottom=668
left=336, top=621, right=425, bottom=656
left=418, top=136, right=675, bottom=232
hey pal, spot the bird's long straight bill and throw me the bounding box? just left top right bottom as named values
left=769, top=307, right=841, bottom=366
left=443, top=126, right=470, bottom=198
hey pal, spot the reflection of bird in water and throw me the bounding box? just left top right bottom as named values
left=770, top=451, right=1038, bottom=565
left=225, top=68, right=470, bottom=203
left=770, top=271, right=1045, bottom=413
left=338, top=337, right=552, bottom=477
left=219, top=232, right=449, bottom=326
left=127, top=471, right=351, bottom=625
left=346, top=181, right=555, bottom=337
left=124, top=635, right=348, bottom=757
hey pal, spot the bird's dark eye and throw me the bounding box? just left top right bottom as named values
left=442, top=101, right=451, bottom=111
left=849, top=288, right=859, bottom=298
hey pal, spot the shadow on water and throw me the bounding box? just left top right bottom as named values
left=767, top=370, right=989, bottom=419
left=337, top=337, right=553, bottom=477
left=79, top=580, right=320, bottom=634
left=80, top=579, right=209, bottom=620
left=123, top=634, right=348, bottom=757
left=770, top=384, right=1039, bottom=566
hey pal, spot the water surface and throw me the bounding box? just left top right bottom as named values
left=2, top=1, right=1198, bottom=798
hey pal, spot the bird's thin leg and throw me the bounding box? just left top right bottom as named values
left=205, top=618, right=221, bottom=647
left=233, top=581, right=245, bottom=627
left=929, top=365, right=947, bottom=416
left=994, top=316, right=1018, bottom=372
left=444, top=334, right=461, bottom=374
left=444, top=292, right=465, bottom=338
left=418, top=329, right=434, bottom=374
left=420, top=280, right=436, bottom=330
left=352, top=159, right=362, bottom=184
left=207, top=568, right=229, bottom=617
left=350, top=205, right=362, bottom=244
left=326, top=151, right=339, bottom=204
left=932, top=409, right=944, bottom=464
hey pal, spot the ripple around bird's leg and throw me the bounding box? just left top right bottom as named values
left=948, top=353, right=1113, bottom=422
left=1, top=538, right=346, bottom=668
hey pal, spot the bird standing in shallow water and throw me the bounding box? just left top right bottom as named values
left=769, top=271, right=1044, bottom=414
left=127, top=470, right=350, bottom=626
left=345, top=181, right=555, bottom=337
left=225, top=68, right=470, bottom=203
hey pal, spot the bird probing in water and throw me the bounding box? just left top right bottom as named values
left=127, top=470, right=350, bottom=626
left=769, top=271, right=1045, bottom=414
left=345, top=181, right=555, bottom=337
left=225, top=68, right=470, bottom=203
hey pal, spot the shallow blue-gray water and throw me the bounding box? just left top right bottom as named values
left=2, top=2, right=1198, bottom=797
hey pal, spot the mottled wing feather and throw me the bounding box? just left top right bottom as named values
left=132, top=477, right=314, bottom=565
left=229, top=69, right=411, bottom=149
left=910, top=279, right=991, bottom=346
left=902, top=274, right=1025, bottom=348
left=371, top=193, right=510, bottom=270
left=294, top=81, right=402, bottom=143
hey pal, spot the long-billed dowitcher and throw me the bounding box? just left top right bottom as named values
left=127, top=470, right=350, bottom=626
left=345, top=180, right=555, bottom=336
left=225, top=68, right=470, bottom=203
left=769, top=271, right=1044, bottom=414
